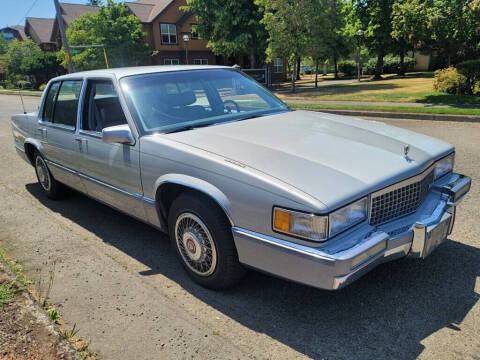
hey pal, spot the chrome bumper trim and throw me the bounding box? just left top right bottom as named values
left=232, top=172, right=470, bottom=290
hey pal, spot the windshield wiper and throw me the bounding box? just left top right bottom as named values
left=165, top=123, right=212, bottom=134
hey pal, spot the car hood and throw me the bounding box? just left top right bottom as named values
left=166, top=110, right=453, bottom=210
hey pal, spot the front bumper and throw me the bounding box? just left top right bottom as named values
left=232, top=172, right=471, bottom=290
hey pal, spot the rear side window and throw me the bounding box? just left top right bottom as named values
left=53, top=80, right=83, bottom=128
left=42, top=82, right=60, bottom=122
left=82, top=80, right=127, bottom=132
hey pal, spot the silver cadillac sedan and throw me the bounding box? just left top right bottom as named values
left=11, top=66, right=471, bottom=290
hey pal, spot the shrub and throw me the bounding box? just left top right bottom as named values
left=433, top=67, right=468, bottom=95
left=338, top=60, right=357, bottom=76
left=16, top=80, right=32, bottom=89
left=39, top=83, right=47, bottom=91
left=456, top=60, right=480, bottom=95
left=362, top=55, right=415, bottom=75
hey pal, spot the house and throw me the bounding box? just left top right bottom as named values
left=25, top=18, right=56, bottom=51
left=0, top=25, right=26, bottom=42
left=3, top=1, right=287, bottom=82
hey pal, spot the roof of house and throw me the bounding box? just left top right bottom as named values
left=59, top=3, right=99, bottom=26
left=137, top=0, right=175, bottom=22
left=56, top=1, right=186, bottom=27
left=11, top=25, right=27, bottom=40
left=25, top=18, right=55, bottom=44
left=126, top=2, right=155, bottom=23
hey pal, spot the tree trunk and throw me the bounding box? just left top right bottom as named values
left=315, top=59, right=319, bottom=88
left=250, top=54, right=256, bottom=69
left=333, top=56, right=338, bottom=79
left=291, top=59, right=296, bottom=93
left=374, top=50, right=384, bottom=80
left=296, top=57, right=301, bottom=80
left=322, top=62, right=327, bottom=76
left=398, top=52, right=405, bottom=76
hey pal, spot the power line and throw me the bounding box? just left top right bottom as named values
left=16, top=0, right=40, bottom=25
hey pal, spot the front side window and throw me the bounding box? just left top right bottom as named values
left=120, top=69, right=289, bottom=134
left=160, top=24, right=177, bottom=44
left=164, top=58, right=180, bottom=65
left=43, top=82, right=61, bottom=122
left=193, top=59, right=208, bottom=65
left=52, top=80, right=83, bottom=127
left=82, top=80, right=127, bottom=132
left=274, top=58, right=283, bottom=73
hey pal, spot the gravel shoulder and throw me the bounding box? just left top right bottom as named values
left=0, top=94, right=479, bottom=359
left=0, top=261, right=82, bottom=360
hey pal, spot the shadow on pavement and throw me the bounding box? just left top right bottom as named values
left=26, top=183, right=480, bottom=359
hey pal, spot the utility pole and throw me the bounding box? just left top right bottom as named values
left=53, top=0, right=74, bottom=73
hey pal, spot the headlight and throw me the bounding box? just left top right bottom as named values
left=434, top=153, right=454, bottom=179
left=329, top=197, right=368, bottom=237
left=273, top=207, right=327, bottom=241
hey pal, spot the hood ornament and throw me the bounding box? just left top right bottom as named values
left=403, top=144, right=412, bottom=162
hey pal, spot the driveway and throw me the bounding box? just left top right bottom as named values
left=0, top=94, right=479, bottom=359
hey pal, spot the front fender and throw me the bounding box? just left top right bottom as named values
left=154, top=173, right=234, bottom=226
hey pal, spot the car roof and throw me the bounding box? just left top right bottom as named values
left=52, top=65, right=233, bottom=81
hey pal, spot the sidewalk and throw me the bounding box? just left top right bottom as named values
left=285, top=99, right=480, bottom=109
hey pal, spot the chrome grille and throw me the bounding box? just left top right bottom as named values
left=370, top=171, right=434, bottom=225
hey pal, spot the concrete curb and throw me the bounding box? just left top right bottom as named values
left=298, top=108, right=480, bottom=123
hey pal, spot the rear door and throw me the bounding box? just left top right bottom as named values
left=40, top=79, right=84, bottom=190
left=76, top=78, right=145, bottom=218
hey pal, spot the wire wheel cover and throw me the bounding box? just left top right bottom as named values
left=35, top=156, right=51, bottom=191
left=175, top=213, right=217, bottom=276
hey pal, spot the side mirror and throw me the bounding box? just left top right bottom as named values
left=102, top=124, right=135, bottom=145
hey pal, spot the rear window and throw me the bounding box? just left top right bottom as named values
left=43, top=82, right=60, bottom=122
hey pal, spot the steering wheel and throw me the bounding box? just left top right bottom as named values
left=223, top=100, right=241, bottom=114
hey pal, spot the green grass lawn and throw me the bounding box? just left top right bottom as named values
left=276, top=73, right=480, bottom=106
left=288, top=103, right=480, bottom=116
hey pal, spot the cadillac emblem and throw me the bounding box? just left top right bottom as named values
left=404, top=144, right=410, bottom=158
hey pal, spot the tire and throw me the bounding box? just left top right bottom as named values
left=33, top=151, right=63, bottom=200
left=168, top=192, right=246, bottom=289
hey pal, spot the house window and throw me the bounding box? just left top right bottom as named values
left=191, top=24, right=199, bottom=39
left=160, top=24, right=177, bottom=44
left=193, top=59, right=208, bottom=65
left=3, top=32, right=13, bottom=41
left=164, top=58, right=180, bottom=65
left=273, top=58, right=283, bottom=73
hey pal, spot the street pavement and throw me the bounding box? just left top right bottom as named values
left=0, top=94, right=479, bottom=359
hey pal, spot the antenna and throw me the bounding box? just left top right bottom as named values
left=18, top=87, right=26, bottom=115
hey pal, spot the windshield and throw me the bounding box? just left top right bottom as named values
left=120, top=69, right=289, bottom=134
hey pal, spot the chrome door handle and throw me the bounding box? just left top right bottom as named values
left=37, top=128, right=46, bottom=136
left=75, top=138, right=87, bottom=151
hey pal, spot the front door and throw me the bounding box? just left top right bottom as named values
left=76, top=78, right=145, bottom=219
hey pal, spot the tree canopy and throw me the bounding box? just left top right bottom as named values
left=184, top=0, right=267, bottom=65
left=61, top=0, right=152, bottom=70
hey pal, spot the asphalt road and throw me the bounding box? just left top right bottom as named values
left=1, top=94, right=479, bottom=360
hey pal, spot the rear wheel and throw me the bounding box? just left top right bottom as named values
left=168, top=193, right=245, bottom=289
left=34, top=151, right=63, bottom=200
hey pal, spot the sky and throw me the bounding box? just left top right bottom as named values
left=1, top=0, right=122, bottom=28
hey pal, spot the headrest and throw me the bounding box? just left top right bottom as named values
left=166, top=90, right=196, bottom=107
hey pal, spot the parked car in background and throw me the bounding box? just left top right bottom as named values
left=11, top=66, right=471, bottom=290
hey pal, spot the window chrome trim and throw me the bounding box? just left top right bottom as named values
left=78, top=129, right=102, bottom=139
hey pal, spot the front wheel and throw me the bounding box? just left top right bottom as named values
left=33, top=151, right=63, bottom=200
left=168, top=193, right=245, bottom=289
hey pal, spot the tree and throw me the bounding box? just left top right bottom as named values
left=0, top=35, right=8, bottom=55
left=60, top=0, right=151, bottom=70
left=86, top=0, right=102, bottom=5
left=346, top=0, right=395, bottom=79
left=423, top=0, right=480, bottom=65
left=391, top=0, right=427, bottom=75
left=256, top=0, right=315, bottom=92
left=4, top=39, right=59, bottom=86
left=184, top=0, right=267, bottom=67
